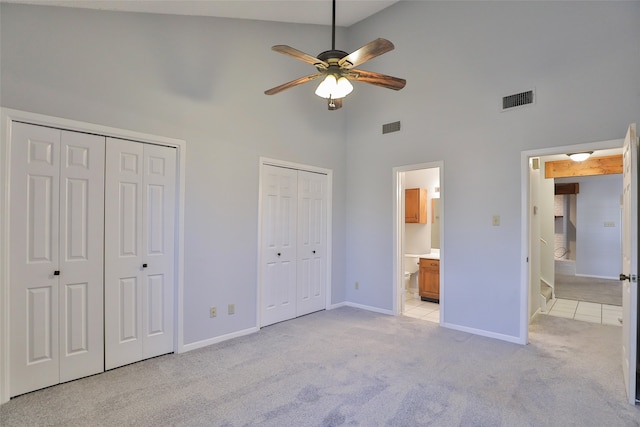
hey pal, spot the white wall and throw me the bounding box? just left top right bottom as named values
left=2, top=1, right=639, bottom=346
left=557, top=174, right=623, bottom=279
left=404, top=168, right=439, bottom=254
left=0, top=4, right=348, bottom=345
left=343, top=1, right=640, bottom=339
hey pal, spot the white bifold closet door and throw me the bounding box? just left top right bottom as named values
left=261, top=165, right=326, bottom=327
left=9, top=123, right=105, bottom=397
left=104, top=138, right=176, bottom=370
left=296, top=170, right=327, bottom=317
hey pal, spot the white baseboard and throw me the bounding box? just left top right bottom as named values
left=330, top=301, right=394, bottom=316
left=575, top=273, right=618, bottom=280
left=531, top=306, right=542, bottom=321
left=180, top=327, right=259, bottom=353
left=328, top=302, right=347, bottom=310
left=441, top=322, right=525, bottom=345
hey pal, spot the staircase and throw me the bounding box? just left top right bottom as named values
left=540, top=281, right=554, bottom=312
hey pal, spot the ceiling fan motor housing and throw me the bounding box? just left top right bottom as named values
left=316, top=50, right=351, bottom=72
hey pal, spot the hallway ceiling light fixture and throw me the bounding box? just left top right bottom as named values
left=567, top=151, right=594, bottom=162
left=264, top=0, right=406, bottom=110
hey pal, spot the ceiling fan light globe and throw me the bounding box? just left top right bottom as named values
left=315, top=74, right=337, bottom=98
left=336, top=77, right=353, bottom=98
left=315, top=75, right=353, bottom=99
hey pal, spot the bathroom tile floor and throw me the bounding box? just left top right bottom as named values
left=403, top=291, right=439, bottom=323
left=403, top=293, right=621, bottom=327
left=543, top=298, right=622, bottom=326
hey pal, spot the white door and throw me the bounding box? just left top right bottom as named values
left=58, top=131, right=105, bottom=382
left=141, top=144, right=176, bottom=359
left=621, top=123, right=638, bottom=404
left=105, top=139, right=176, bottom=369
left=9, top=124, right=104, bottom=397
left=296, top=170, right=327, bottom=317
left=261, top=165, right=298, bottom=326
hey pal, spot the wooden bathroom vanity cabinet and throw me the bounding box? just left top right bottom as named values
left=419, top=258, right=440, bottom=302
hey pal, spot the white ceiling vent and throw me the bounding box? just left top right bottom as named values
left=502, top=89, right=535, bottom=111
left=382, top=121, right=401, bottom=134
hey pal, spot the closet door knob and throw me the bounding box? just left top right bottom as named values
left=142, top=263, right=148, bottom=268
left=277, top=253, right=281, bottom=257
left=312, top=250, right=316, bottom=254
left=53, top=270, right=60, bottom=276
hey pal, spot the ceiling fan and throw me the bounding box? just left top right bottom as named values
left=264, top=0, right=406, bottom=110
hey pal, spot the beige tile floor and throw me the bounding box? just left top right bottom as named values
left=402, top=291, right=439, bottom=323
left=544, top=298, right=622, bottom=326
left=403, top=292, right=622, bottom=327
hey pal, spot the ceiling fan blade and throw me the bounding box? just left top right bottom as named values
left=338, top=38, right=395, bottom=69
left=347, top=69, right=406, bottom=91
left=271, top=45, right=329, bottom=69
left=328, top=98, right=343, bottom=110
left=264, top=74, right=323, bottom=95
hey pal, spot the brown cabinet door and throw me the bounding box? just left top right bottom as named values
left=419, top=258, right=439, bottom=301
left=405, top=188, right=427, bottom=223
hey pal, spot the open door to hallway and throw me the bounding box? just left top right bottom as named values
left=523, top=124, right=638, bottom=405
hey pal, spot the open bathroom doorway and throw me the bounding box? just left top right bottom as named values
left=393, top=161, right=444, bottom=323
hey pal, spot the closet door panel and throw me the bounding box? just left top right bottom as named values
left=296, top=171, right=327, bottom=317
left=261, top=165, right=298, bottom=326
left=9, top=123, right=61, bottom=397
left=105, top=140, right=176, bottom=368
left=142, top=144, right=175, bottom=359
left=59, top=131, right=105, bottom=382
left=105, top=139, right=144, bottom=370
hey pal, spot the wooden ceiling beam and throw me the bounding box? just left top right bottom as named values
left=545, top=154, right=622, bottom=179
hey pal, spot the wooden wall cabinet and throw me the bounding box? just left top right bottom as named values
left=419, top=258, right=440, bottom=302
left=405, top=188, right=427, bottom=223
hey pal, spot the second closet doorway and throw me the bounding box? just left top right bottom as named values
left=259, top=160, right=332, bottom=327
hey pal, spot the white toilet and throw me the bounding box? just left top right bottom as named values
left=404, top=255, right=420, bottom=291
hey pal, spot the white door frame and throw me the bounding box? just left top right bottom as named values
left=519, top=138, right=623, bottom=345
left=257, top=157, right=333, bottom=328
left=392, top=161, right=444, bottom=318
left=0, top=108, right=187, bottom=404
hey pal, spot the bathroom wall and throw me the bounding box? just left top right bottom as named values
left=405, top=168, right=439, bottom=254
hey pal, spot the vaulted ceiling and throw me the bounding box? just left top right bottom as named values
left=0, top=0, right=400, bottom=26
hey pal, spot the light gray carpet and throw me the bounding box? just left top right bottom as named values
left=554, top=273, right=622, bottom=306
left=1, top=307, right=639, bottom=426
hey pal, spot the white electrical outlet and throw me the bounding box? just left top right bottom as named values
left=355, top=281, right=359, bottom=290
left=604, top=221, right=615, bottom=228
left=228, top=304, right=235, bottom=315
left=210, top=307, right=217, bottom=318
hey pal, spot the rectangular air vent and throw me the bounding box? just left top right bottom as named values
left=502, top=89, right=534, bottom=111
left=382, top=121, right=401, bottom=134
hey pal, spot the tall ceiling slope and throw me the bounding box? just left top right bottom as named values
left=0, top=0, right=400, bottom=26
